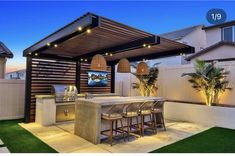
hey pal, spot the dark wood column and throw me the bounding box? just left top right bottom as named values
left=76, top=61, right=81, bottom=93
left=24, top=56, right=32, bottom=123
left=111, top=63, right=115, bottom=93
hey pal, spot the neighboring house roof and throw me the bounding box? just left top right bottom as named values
left=6, top=69, right=26, bottom=75
left=0, top=41, right=14, bottom=58
left=202, top=20, right=235, bottom=30
left=160, top=25, right=202, bottom=41
left=186, top=41, right=235, bottom=60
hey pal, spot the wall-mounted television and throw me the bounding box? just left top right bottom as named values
left=87, top=71, right=108, bottom=87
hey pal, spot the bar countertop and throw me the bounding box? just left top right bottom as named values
left=35, top=93, right=120, bottom=99
left=76, top=96, right=163, bottom=106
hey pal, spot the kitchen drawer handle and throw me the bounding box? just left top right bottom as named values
left=64, top=109, right=69, bottom=116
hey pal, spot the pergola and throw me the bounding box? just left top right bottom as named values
left=23, top=12, right=194, bottom=122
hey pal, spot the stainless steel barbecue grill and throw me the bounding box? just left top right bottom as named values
left=52, top=85, right=78, bottom=103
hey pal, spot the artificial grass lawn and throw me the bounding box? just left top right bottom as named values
left=0, top=119, right=57, bottom=153
left=151, top=127, right=235, bottom=153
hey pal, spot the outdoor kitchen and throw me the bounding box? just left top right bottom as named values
left=22, top=12, right=194, bottom=146
left=35, top=84, right=119, bottom=125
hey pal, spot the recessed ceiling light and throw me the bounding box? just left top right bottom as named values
left=86, top=29, right=91, bottom=33
left=78, top=26, right=82, bottom=31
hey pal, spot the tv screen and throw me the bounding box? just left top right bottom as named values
left=88, top=71, right=108, bottom=87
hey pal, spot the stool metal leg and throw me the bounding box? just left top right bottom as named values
left=141, top=115, right=144, bottom=136
left=160, top=113, right=166, bottom=131
left=136, top=116, right=141, bottom=136
left=109, top=120, right=113, bottom=146
left=127, top=118, right=130, bottom=141
left=153, top=114, right=157, bottom=133
left=115, top=120, right=118, bottom=135
left=119, top=119, right=125, bottom=141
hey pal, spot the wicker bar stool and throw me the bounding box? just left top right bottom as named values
left=139, top=101, right=156, bottom=136
left=101, top=104, right=126, bottom=146
left=123, top=102, right=142, bottom=140
left=152, top=99, right=166, bottom=131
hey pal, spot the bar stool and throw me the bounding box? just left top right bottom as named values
left=139, top=101, right=156, bottom=136
left=123, top=102, right=142, bottom=140
left=152, top=99, right=166, bottom=131
left=101, top=104, right=126, bottom=146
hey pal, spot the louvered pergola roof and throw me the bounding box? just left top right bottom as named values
left=23, top=12, right=194, bottom=63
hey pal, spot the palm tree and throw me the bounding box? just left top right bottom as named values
left=182, top=59, right=232, bottom=106
left=131, top=62, right=159, bottom=96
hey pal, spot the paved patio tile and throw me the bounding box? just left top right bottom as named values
left=20, top=123, right=108, bottom=153
left=0, top=147, right=10, bottom=153
left=19, top=121, right=212, bottom=153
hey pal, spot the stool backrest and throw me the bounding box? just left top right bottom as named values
left=105, top=104, right=125, bottom=115
left=153, top=99, right=165, bottom=111
left=140, top=100, right=155, bottom=111
left=124, top=102, right=141, bottom=114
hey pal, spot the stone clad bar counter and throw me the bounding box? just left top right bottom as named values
left=74, top=96, right=162, bottom=144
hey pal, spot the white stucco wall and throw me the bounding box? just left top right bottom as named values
left=115, top=61, right=235, bottom=106
left=205, top=27, right=222, bottom=47
left=191, top=45, right=235, bottom=61
left=181, top=26, right=207, bottom=52
left=151, top=26, right=207, bottom=66
left=0, top=79, right=25, bottom=120
left=147, top=56, right=183, bottom=67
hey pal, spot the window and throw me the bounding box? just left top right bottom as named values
left=222, top=26, right=235, bottom=42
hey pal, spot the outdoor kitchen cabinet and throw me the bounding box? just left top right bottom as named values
left=35, top=95, right=75, bottom=126
left=56, top=104, right=75, bottom=122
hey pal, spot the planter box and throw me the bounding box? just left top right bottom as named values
left=165, top=102, right=235, bottom=129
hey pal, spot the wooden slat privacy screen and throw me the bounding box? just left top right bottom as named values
left=28, top=58, right=76, bottom=122
left=26, top=58, right=111, bottom=122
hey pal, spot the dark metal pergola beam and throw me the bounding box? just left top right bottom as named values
left=24, top=56, right=32, bottom=123
left=107, top=46, right=195, bottom=65
left=23, top=13, right=100, bottom=57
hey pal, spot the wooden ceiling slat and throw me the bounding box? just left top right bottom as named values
left=100, top=18, right=151, bottom=37
left=100, top=23, right=148, bottom=39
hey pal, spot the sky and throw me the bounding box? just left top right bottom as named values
left=0, top=1, right=235, bottom=73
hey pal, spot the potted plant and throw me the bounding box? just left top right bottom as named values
left=182, top=59, right=232, bottom=106
left=131, top=63, right=159, bottom=96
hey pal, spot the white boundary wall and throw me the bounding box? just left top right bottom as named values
left=115, top=61, right=235, bottom=105
left=0, top=79, right=25, bottom=120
